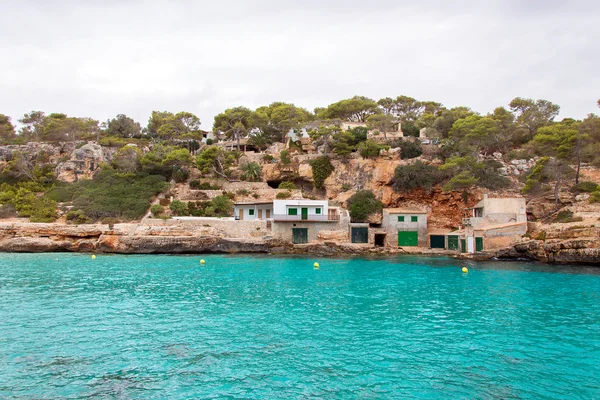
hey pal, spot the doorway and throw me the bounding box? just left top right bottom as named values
left=374, top=233, right=386, bottom=247
left=301, top=208, right=308, bottom=220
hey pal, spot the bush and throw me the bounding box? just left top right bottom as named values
left=347, top=190, right=383, bottom=222
left=399, top=140, right=423, bottom=159
left=555, top=210, right=583, bottom=223
left=590, top=190, right=600, bottom=203
left=280, top=150, right=291, bottom=165
left=236, top=189, right=250, bottom=196
left=357, top=140, right=384, bottom=158
left=393, top=162, right=444, bottom=193
left=571, top=181, right=599, bottom=193
left=309, top=156, right=334, bottom=189
left=535, top=231, right=547, bottom=241
left=101, top=217, right=120, bottom=229
left=402, top=124, right=420, bottom=138
left=222, top=191, right=235, bottom=200
left=240, top=162, right=262, bottom=181
left=159, top=198, right=171, bottom=206
left=189, top=180, right=221, bottom=190
left=263, top=154, right=275, bottom=163
left=170, top=200, right=188, bottom=216
left=206, top=138, right=214, bottom=145
left=278, top=181, right=297, bottom=190
left=63, top=168, right=169, bottom=221
left=66, top=209, right=92, bottom=224
left=341, top=183, right=351, bottom=191
left=151, top=204, right=164, bottom=217
left=99, top=136, right=129, bottom=148
left=29, top=197, right=58, bottom=223
left=276, top=191, right=292, bottom=199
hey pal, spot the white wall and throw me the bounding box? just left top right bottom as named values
left=273, top=200, right=328, bottom=216
left=234, top=204, right=273, bottom=220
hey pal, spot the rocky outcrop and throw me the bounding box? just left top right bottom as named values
left=496, top=238, right=600, bottom=264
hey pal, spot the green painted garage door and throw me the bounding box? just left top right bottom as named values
left=351, top=227, right=369, bottom=243
left=476, top=237, right=484, bottom=252
left=292, top=228, right=308, bottom=244
left=430, top=235, right=445, bottom=249
left=447, top=235, right=459, bottom=251
left=398, top=231, right=418, bottom=247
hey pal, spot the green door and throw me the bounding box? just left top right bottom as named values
left=397, top=231, right=418, bottom=247
left=430, top=235, right=445, bottom=249
left=351, top=228, right=369, bottom=243
left=460, top=239, right=467, bottom=253
left=447, top=235, right=459, bottom=251
left=475, top=237, right=484, bottom=252
left=301, top=208, right=308, bottom=220
left=292, top=228, right=308, bottom=244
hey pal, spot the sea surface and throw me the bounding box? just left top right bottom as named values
left=1, top=254, right=599, bottom=399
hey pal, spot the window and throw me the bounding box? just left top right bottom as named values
left=249, top=209, right=255, bottom=216
left=411, top=216, right=418, bottom=222
left=288, top=208, right=298, bottom=216
left=315, top=208, right=321, bottom=214
left=398, top=216, right=405, bottom=222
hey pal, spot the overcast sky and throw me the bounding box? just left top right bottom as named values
left=1, top=0, right=599, bottom=129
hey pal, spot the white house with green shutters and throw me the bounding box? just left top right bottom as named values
left=271, top=199, right=345, bottom=244
left=381, top=208, right=428, bottom=247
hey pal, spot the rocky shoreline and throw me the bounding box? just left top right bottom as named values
left=0, top=222, right=599, bottom=265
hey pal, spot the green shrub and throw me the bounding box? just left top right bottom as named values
left=535, top=231, right=546, bottom=241
left=101, top=217, right=120, bottom=229
left=276, top=191, right=292, bottom=199
left=402, top=124, right=420, bottom=138
left=189, top=180, right=222, bottom=190
left=64, top=168, right=169, bottom=221
left=571, top=181, right=599, bottom=193
left=236, top=189, right=250, bottom=196
left=151, top=204, right=164, bottom=217
left=393, top=162, right=444, bottom=193
left=347, top=190, right=383, bottom=222
left=170, top=200, right=188, bottom=216
left=399, top=140, right=423, bottom=159
left=159, top=198, right=171, bottom=206
left=99, top=136, right=129, bottom=148
left=341, top=183, right=351, bottom=191
left=278, top=181, right=297, bottom=190
left=206, top=138, right=214, bottom=145
left=263, top=154, right=275, bottom=163
left=66, top=209, right=92, bottom=224
left=357, top=140, right=384, bottom=158
left=555, top=210, right=573, bottom=223
left=222, top=191, right=235, bottom=200
left=309, top=156, right=334, bottom=189
left=240, top=162, right=262, bottom=181
left=211, top=195, right=233, bottom=216
left=280, top=150, right=291, bottom=165
left=590, top=190, right=600, bottom=203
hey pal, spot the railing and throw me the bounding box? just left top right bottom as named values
left=272, top=214, right=340, bottom=222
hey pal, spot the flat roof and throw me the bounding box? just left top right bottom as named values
left=383, top=208, right=427, bottom=214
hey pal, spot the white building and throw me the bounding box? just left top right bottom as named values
left=234, top=202, right=273, bottom=221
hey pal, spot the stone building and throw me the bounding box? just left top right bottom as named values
left=380, top=208, right=428, bottom=247
left=447, top=194, right=528, bottom=253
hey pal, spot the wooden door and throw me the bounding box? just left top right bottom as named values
left=266, top=209, right=271, bottom=218
left=239, top=209, right=244, bottom=221
left=258, top=209, right=263, bottom=219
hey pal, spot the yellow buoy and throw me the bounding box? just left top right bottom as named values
left=91, top=255, right=96, bottom=259
left=200, top=259, right=206, bottom=265
left=314, top=262, right=320, bottom=269
left=462, top=267, right=468, bottom=273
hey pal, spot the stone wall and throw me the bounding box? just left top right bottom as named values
left=141, top=218, right=270, bottom=239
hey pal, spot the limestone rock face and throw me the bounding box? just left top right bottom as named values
left=316, top=230, right=348, bottom=241
left=497, top=238, right=600, bottom=264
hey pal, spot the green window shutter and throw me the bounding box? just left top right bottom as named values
left=411, top=216, right=418, bottom=222
left=398, top=216, right=405, bottom=222
left=249, top=209, right=254, bottom=216
left=315, top=208, right=321, bottom=214
left=288, top=208, right=298, bottom=216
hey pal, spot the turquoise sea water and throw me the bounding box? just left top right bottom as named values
left=1, top=254, right=599, bottom=399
